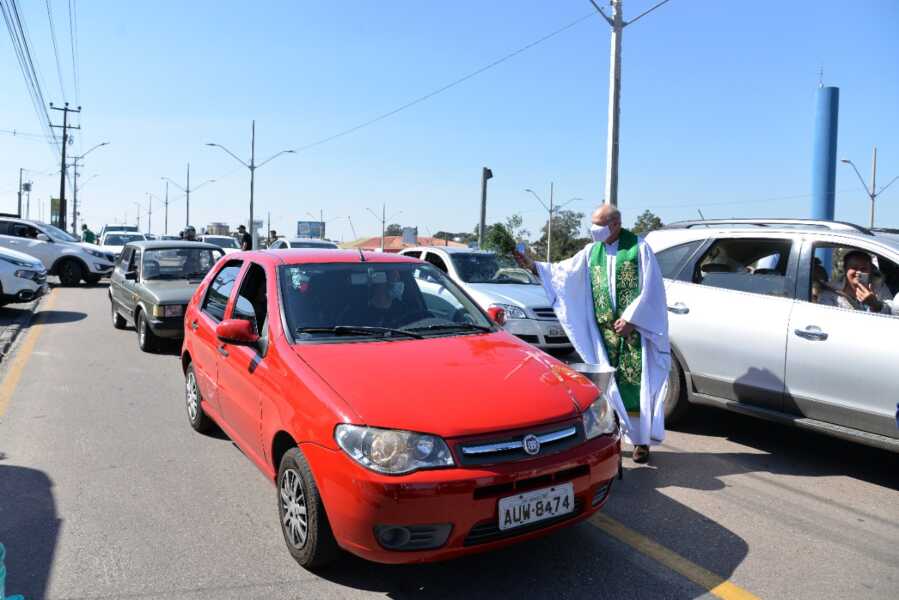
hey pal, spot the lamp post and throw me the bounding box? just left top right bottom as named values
left=366, top=205, right=402, bottom=251
left=162, top=166, right=215, bottom=230
left=133, top=201, right=142, bottom=230
left=206, top=120, right=295, bottom=250
left=525, top=186, right=580, bottom=262
left=841, top=147, right=898, bottom=229
left=70, top=141, right=110, bottom=233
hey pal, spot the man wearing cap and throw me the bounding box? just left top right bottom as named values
left=515, top=204, right=670, bottom=463
left=237, top=225, right=252, bottom=251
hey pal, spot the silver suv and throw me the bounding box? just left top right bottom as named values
left=646, top=219, right=899, bottom=452
left=0, top=216, right=115, bottom=285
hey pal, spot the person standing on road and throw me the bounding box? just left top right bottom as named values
left=80, top=224, right=96, bottom=244
left=184, top=226, right=198, bottom=241
left=237, top=225, right=252, bottom=251
left=514, top=205, right=670, bottom=463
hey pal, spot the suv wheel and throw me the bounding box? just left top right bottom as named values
left=111, top=301, right=126, bottom=329
left=277, top=448, right=339, bottom=569
left=184, top=364, right=214, bottom=433
left=664, top=356, right=690, bottom=426
left=136, top=310, right=158, bottom=352
left=58, top=259, right=83, bottom=286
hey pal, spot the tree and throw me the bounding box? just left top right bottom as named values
left=632, top=210, right=663, bottom=236
left=504, top=214, right=530, bottom=242
left=533, top=210, right=589, bottom=261
left=384, top=223, right=404, bottom=237
left=482, top=222, right=517, bottom=254
left=434, top=230, right=474, bottom=245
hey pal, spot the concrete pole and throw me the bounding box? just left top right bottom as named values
left=478, top=167, right=492, bottom=248
left=249, top=120, right=257, bottom=250
left=185, top=162, right=191, bottom=228
left=604, top=0, right=623, bottom=207
left=164, top=181, right=169, bottom=235
left=546, top=182, right=554, bottom=262
left=17, top=168, right=23, bottom=217
left=870, top=146, right=877, bottom=228
left=72, top=161, right=78, bottom=233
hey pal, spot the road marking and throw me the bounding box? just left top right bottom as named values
left=0, top=290, right=57, bottom=417
left=590, top=512, right=761, bottom=600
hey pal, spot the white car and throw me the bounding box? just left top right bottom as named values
left=0, top=246, right=48, bottom=306
left=268, top=237, right=339, bottom=249
left=99, top=231, right=149, bottom=262
left=398, top=246, right=571, bottom=351
left=198, top=235, right=240, bottom=254
left=0, top=216, right=115, bottom=286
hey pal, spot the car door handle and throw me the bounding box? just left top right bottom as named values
left=794, top=326, right=828, bottom=341
left=667, top=303, right=690, bottom=315
left=217, top=344, right=229, bottom=357
left=190, top=320, right=199, bottom=331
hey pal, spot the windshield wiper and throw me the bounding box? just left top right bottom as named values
left=407, top=322, right=492, bottom=333
left=295, top=325, right=423, bottom=339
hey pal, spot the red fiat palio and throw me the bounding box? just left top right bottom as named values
left=181, top=249, right=620, bottom=568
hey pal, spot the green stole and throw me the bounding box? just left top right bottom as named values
left=589, top=229, right=642, bottom=414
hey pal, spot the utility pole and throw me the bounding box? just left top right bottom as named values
left=164, top=181, right=169, bottom=234
left=133, top=201, right=141, bottom=230
left=589, top=0, right=671, bottom=207
left=146, top=193, right=154, bottom=235
left=49, top=102, right=81, bottom=230
left=186, top=163, right=191, bottom=227
left=267, top=211, right=271, bottom=245
left=17, top=168, right=23, bottom=216
left=366, top=205, right=402, bottom=251
left=24, top=182, right=32, bottom=218
left=841, top=146, right=898, bottom=229
left=72, top=160, right=79, bottom=233
left=547, top=182, right=554, bottom=262
left=478, top=167, right=493, bottom=249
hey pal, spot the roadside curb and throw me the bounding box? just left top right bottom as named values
left=0, top=297, right=43, bottom=363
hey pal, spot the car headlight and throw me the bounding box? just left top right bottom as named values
left=152, top=304, right=183, bottom=318
left=0, top=255, right=36, bottom=268
left=85, top=248, right=111, bottom=262
left=14, top=269, right=39, bottom=280
left=582, top=394, right=617, bottom=440
left=489, top=303, right=528, bottom=320
left=335, top=424, right=455, bottom=475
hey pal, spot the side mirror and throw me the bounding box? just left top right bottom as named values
left=486, top=306, right=506, bottom=326
left=216, top=319, right=260, bottom=346
left=125, top=270, right=138, bottom=281
left=36, top=233, right=50, bottom=242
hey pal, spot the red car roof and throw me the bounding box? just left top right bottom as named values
left=243, top=249, right=422, bottom=266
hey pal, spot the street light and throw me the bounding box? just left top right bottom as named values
left=161, top=164, right=215, bottom=230
left=133, top=201, right=142, bottom=230
left=206, top=120, right=296, bottom=249
left=70, top=141, right=110, bottom=233
left=366, top=206, right=402, bottom=251
left=841, top=148, right=898, bottom=228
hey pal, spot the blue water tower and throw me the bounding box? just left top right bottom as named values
left=811, top=86, right=840, bottom=221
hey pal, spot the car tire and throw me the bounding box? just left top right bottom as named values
left=85, top=274, right=102, bottom=286
left=184, top=363, right=215, bottom=433
left=277, top=447, right=339, bottom=570
left=664, top=355, right=690, bottom=426
left=57, top=259, right=83, bottom=286
left=136, top=310, right=158, bottom=353
left=111, top=300, right=126, bottom=329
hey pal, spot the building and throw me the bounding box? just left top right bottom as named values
left=341, top=235, right=467, bottom=253
left=206, top=222, right=230, bottom=236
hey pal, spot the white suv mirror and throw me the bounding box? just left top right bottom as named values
left=36, top=233, right=50, bottom=242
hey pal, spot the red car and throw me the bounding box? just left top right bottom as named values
left=181, top=249, right=621, bottom=568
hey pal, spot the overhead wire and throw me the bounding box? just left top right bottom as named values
left=44, top=0, right=67, bottom=101
left=68, top=0, right=79, bottom=105
left=292, top=11, right=597, bottom=154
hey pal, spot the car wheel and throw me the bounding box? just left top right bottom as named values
left=664, top=355, right=690, bottom=426
left=136, top=310, right=158, bottom=352
left=58, top=259, right=83, bottom=286
left=111, top=301, right=126, bottom=329
left=277, top=447, right=339, bottom=569
left=85, top=274, right=102, bottom=286
left=184, top=363, right=214, bottom=433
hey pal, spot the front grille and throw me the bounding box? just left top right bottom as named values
left=515, top=334, right=539, bottom=343
left=544, top=335, right=570, bottom=345
left=456, top=422, right=585, bottom=466
left=532, top=307, right=557, bottom=320
left=592, top=479, right=613, bottom=507
left=464, top=497, right=585, bottom=546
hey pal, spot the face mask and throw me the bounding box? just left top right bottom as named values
left=591, top=224, right=611, bottom=243
left=389, top=282, right=405, bottom=300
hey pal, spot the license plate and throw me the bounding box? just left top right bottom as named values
left=548, top=327, right=564, bottom=337
left=498, top=483, right=574, bottom=531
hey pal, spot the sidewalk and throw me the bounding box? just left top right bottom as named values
left=0, top=296, right=43, bottom=363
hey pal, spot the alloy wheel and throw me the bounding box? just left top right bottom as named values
left=185, top=371, right=199, bottom=422
left=280, top=468, right=308, bottom=548
left=139, top=315, right=146, bottom=346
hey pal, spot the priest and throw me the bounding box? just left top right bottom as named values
left=515, top=205, right=671, bottom=463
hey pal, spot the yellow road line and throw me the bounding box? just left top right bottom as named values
left=0, top=289, right=57, bottom=417
left=590, top=512, right=761, bottom=600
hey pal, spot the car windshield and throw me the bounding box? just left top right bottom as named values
left=205, top=237, right=238, bottom=248
left=280, top=262, right=493, bottom=340
left=105, top=233, right=145, bottom=246
left=142, top=247, right=223, bottom=280
left=39, top=223, right=79, bottom=243
left=290, top=241, right=338, bottom=249
left=450, top=253, right=538, bottom=284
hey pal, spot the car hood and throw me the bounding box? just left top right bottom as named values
left=141, top=279, right=203, bottom=304
left=294, top=333, right=596, bottom=437
left=0, top=246, right=44, bottom=268
left=465, top=282, right=552, bottom=310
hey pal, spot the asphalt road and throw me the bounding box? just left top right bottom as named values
left=1, top=285, right=897, bottom=600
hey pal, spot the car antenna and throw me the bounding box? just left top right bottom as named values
left=358, top=248, right=366, bottom=262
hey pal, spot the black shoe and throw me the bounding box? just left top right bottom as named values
left=633, top=445, right=650, bottom=463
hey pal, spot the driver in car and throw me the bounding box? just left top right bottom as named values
left=365, top=270, right=407, bottom=326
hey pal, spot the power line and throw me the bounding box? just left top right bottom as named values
left=293, top=11, right=597, bottom=154
left=44, top=0, right=67, bottom=100
left=68, top=0, right=79, bottom=104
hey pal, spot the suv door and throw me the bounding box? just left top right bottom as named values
left=785, top=238, right=899, bottom=439
left=665, top=235, right=798, bottom=411
left=1, top=221, right=56, bottom=268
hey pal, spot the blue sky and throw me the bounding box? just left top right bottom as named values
left=2, top=0, right=898, bottom=241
